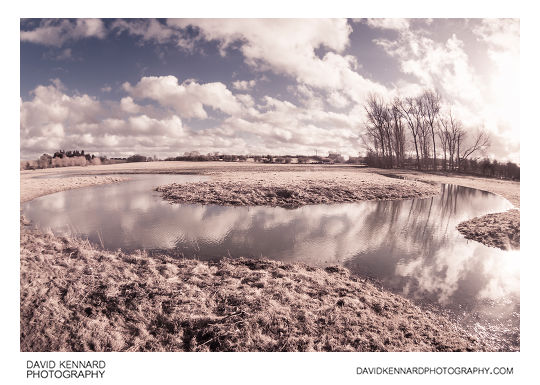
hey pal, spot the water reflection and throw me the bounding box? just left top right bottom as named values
left=22, top=176, right=519, bottom=349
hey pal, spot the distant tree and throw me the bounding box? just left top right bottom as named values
left=126, top=154, right=148, bottom=163
left=37, top=154, right=52, bottom=169
left=328, top=153, right=345, bottom=163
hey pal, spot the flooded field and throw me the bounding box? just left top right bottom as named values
left=21, top=174, right=519, bottom=350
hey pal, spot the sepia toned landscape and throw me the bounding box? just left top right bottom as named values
left=20, top=18, right=519, bottom=352
left=20, top=162, right=519, bottom=351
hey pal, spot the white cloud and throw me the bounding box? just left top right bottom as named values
left=214, top=94, right=363, bottom=155
left=20, top=79, right=367, bottom=159
left=110, top=19, right=197, bottom=52
left=232, top=80, right=256, bottom=91
left=111, top=19, right=173, bottom=44
left=128, top=115, right=184, bottom=137
left=373, top=21, right=519, bottom=161
left=366, top=18, right=410, bottom=31
left=236, top=94, right=255, bottom=108
left=120, top=96, right=141, bottom=114
left=123, top=75, right=242, bottom=119
left=167, top=19, right=389, bottom=102
left=473, top=19, right=520, bottom=144
left=289, top=84, right=324, bottom=110
left=327, top=91, right=350, bottom=109
left=21, top=19, right=106, bottom=47
left=20, top=80, right=189, bottom=157
left=19, top=19, right=520, bottom=162
left=473, top=19, right=519, bottom=54
left=21, top=80, right=101, bottom=139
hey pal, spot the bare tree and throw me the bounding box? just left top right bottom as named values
left=365, top=93, right=395, bottom=168
left=395, top=96, right=422, bottom=170
left=383, top=107, right=395, bottom=168
left=420, top=90, right=441, bottom=170
left=437, top=120, right=449, bottom=171
left=460, top=130, right=490, bottom=166
left=418, top=118, right=431, bottom=169
left=391, top=98, right=406, bottom=167
left=439, top=109, right=463, bottom=171
left=362, top=90, right=489, bottom=172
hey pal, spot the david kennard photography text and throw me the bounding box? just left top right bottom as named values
left=26, top=360, right=106, bottom=379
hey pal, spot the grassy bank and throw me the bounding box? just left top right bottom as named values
left=457, top=209, right=520, bottom=250
left=20, top=222, right=485, bottom=352
left=155, top=172, right=439, bottom=208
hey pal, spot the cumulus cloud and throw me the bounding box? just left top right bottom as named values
left=120, top=96, right=141, bottom=114
left=366, top=18, right=410, bottom=31
left=127, top=115, right=184, bottom=137
left=21, top=80, right=101, bottom=138
left=21, top=19, right=106, bottom=47
left=372, top=20, right=519, bottom=161
left=21, top=19, right=390, bottom=112
left=473, top=19, right=520, bottom=140
left=167, top=19, right=389, bottom=102
left=123, top=75, right=242, bottom=119
left=20, top=77, right=367, bottom=159
left=20, top=80, right=190, bottom=157
left=327, top=91, right=350, bottom=109
left=112, top=19, right=174, bottom=44
left=21, top=80, right=102, bottom=155
left=20, top=19, right=519, bottom=162
left=232, top=79, right=256, bottom=91
left=214, top=94, right=363, bottom=155
left=111, top=19, right=195, bottom=51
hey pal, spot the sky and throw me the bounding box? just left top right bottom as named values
left=20, top=18, right=520, bottom=162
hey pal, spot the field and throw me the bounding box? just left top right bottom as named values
left=20, top=161, right=520, bottom=351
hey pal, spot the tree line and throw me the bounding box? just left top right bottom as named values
left=455, top=157, right=519, bottom=180
left=22, top=150, right=113, bottom=170
left=363, top=90, right=491, bottom=172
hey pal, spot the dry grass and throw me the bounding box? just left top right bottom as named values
left=156, top=172, right=439, bottom=208
left=457, top=209, right=520, bottom=250
left=20, top=222, right=485, bottom=352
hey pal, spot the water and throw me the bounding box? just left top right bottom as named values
left=21, top=174, right=519, bottom=350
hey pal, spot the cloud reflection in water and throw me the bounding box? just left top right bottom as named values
left=23, top=177, right=518, bottom=347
